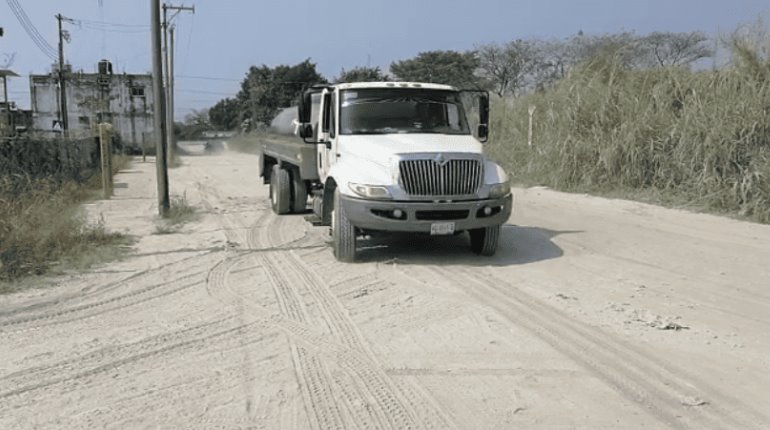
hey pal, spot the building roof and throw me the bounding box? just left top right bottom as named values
left=0, top=69, right=20, bottom=78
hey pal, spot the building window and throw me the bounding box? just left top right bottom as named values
left=79, top=116, right=90, bottom=126
left=96, top=112, right=114, bottom=123
left=130, top=86, right=145, bottom=97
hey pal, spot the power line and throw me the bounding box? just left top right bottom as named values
left=8, top=0, right=57, bottom=57
left=78, top=24, right=149, bottom=34
left=177, top=88, right=235, bottom=96
left=6, top=0, right=57, bottom=57
left=71, top=18, right=149, bottom=28
left=4, top=0, right=57, bottom=59
left=180, top=12, right=194, bottom=74
left=177, top=74, right=241, bottom=82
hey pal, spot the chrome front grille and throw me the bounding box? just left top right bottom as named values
left=399, top=158, right=483, bottom=196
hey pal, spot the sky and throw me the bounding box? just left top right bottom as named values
left=2, top=0, right=768, bottom=118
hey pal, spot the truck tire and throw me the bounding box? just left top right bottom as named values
left=290, top=169, right=308, bottom=213
left=270, top=165, right=291, bottom=215
left=332, top=189, right=356, bottom=262
left=469, top=225, right=501, bottom=256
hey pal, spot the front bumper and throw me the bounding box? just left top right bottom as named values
left=339, top=193, right=513, bottom=233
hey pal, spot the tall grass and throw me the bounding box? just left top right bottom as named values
left=488, top=42, right=770, bottom=223
left=0, top=155, right=130, bottom=285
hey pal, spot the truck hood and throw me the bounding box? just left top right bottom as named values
left=338, top=134, right=483, bottom=166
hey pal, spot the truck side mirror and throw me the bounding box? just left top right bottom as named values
left=299, top=123, right=313, bottom=139
left=298, top=91, right=312, bottom=123
left=479, top=93, right=489, bottom=126
left=478, top=93, right=489, bottom=142
left=477, top=124, right=489, bottom=142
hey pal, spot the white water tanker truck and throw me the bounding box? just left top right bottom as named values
left=259, top=82, right=512, bottom=262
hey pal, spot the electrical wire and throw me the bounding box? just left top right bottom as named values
left=4, top=0, right=57, bottom=59
left=177, top=88, right=237, bottom=96
left=6, top=0, right=57, bottom=57
left=8, top=0, right=58, bottom=58
left=181, top=13, right=195, bottom=75
left=71, top=18, right=149, bottom=28
left=78, top=24, right=148, bottom=34
left=177, top=74, right=241, bottom=82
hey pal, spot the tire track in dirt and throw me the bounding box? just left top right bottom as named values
left=208, top=255, right=400, bottom=430
left=0, top=267, right=212, bottom=333
left=404, top=264, right=768, bottom=430
left=198, top=171, right=453, bottom=429
left=206, top=254, right=349, bottom=430
left=200, top=199, right=351, bottom=430
left=247, top=210, right=454, bottom=430
left=0, top=251, right=218, bottom=321
left=0, top=316, right=277, bottom=400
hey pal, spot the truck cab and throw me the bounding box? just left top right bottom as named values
left=264, top=82, right=512, bottom=262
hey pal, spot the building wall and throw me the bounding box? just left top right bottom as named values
left=30, top=71, right=155, bottom=148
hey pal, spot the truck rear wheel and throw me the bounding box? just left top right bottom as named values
left=469, top=225, right=501, bottom=256
left=270, top=165, right=291, bottom=215
left=332, top=189, right=356, bottom=262
left=290, top=169, right=308, bottom=213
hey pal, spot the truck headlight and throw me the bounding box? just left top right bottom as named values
left=488, top=182, right=510, bottom=199
left=349, top=183, right=392, bottom=199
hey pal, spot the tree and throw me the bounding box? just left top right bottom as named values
left=236, top=59, right=326, bottom=126
left=176, top=108, right=211, bottom=139
left=209, top=97, right=240, bottom=130
left=637, top=31, right=713, bottom=67
left=477, top=40, right=537, bottom=96
left=531, top=32, right=643, bottom=89
left=390, top=50, right=480, bottom=88
left=335, top=66, right=389, bottom=83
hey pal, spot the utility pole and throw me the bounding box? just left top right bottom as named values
left=151, top=0, right=170, bottom=216
left=162, top=3, right=194, bottom=162
left=56, top=14, right=69, bottom=135
left=168, top=24, right=176, bottom=158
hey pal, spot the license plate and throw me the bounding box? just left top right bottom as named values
left=430, top=222, right=455, bottom=236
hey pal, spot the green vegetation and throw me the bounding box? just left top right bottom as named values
left=335, top=66, right=389, bottom=83
left=0, top=155, right=131, bottom=287
left=389, top=50, right=480, bottom=88
left=487, top=37, right=770, bottom=222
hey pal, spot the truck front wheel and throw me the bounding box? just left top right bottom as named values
left=332, top=189, right=356, bottom=262
left=270, top=165, right=291, bottom=215
left=469, top=225, right=501, bottom=256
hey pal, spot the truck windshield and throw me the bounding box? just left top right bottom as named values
left=339, top=88, right=470, bottom=135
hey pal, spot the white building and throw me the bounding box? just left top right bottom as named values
left=30, top=61, right=154, bottom=149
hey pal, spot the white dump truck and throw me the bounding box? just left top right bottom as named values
left=259, top=82, right=512, bottom=262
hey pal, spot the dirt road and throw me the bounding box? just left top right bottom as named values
left=2, top=145, right=769, bottom=429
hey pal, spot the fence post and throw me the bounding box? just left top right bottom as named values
left=141, top=132, right=147, bottom=162
left=528, top=105, right=537, bottom=148
left=99, top=123, right=113, bottom=198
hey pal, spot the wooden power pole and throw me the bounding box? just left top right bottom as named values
left=162, top=3, right=194, bottom=162
left=151, top=0, right=170, bottom=216
left=56, top=14, right=69, bottom=135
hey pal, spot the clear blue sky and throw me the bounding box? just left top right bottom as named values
left=2, top=0, right=768, bottom=117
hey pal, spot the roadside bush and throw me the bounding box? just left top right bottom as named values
left=0, top=154, right=130, bottom=285
left=488, top=44, right=770, bottom=223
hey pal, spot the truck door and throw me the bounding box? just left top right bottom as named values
left=317, top=89, right=338, bottom=180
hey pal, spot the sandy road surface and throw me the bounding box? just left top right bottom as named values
left=1, top=144, right=769, bottom=429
